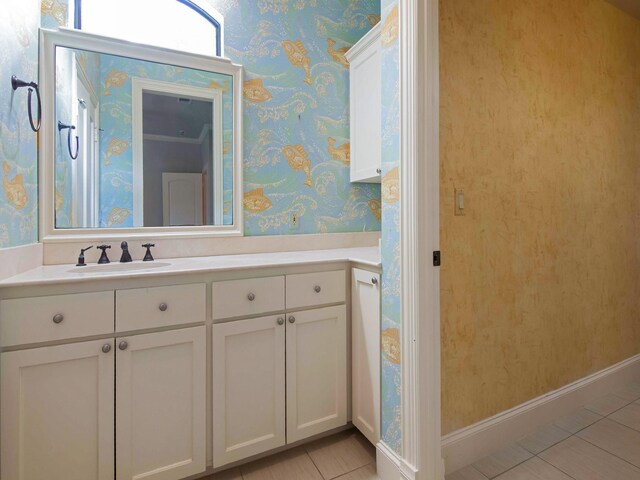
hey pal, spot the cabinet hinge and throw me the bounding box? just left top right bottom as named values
left=433, top=251, right=441, bottom=267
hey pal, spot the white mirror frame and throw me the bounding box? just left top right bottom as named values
left=39, top=28, right=243, bottom=243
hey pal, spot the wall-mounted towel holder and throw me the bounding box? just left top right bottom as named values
left=11, top=75, right=41, bottom=132
left=57, top=121, right=79, bottom=160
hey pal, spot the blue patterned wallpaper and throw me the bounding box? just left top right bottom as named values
left=95, top=54, right=234, bottom=227
left=0, top=0, right=40, bottom=248
left=214, top=0, right=381, bottom=235
left=380, top=0, right=402, bottom=454
left=44, top=0, right=382, bottom=235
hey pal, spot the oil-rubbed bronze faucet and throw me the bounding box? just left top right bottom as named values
left=120, top=241, right=132, bottom=263
left=97, top=245, right=111, bottom=264
left=142, top=243, right=155, bottom=262
left=76, top=246, right=93, bottom=266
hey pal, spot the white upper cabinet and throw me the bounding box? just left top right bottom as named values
left=346, top=23, right=382, bottom=183
left=1, top=340, right=115, bottom=480
left=351, top=269, right=381, bottom=445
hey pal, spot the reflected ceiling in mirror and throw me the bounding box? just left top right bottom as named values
left=53, top=45, right=234, bottom=229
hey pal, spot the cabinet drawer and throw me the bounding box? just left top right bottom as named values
left=212, top=276, right=284, bottom=320
left=0, top=292, right=114, bottom=347
left=116, top=283, right=206, bottom=331
left=286, top=271, right=346, bottom=309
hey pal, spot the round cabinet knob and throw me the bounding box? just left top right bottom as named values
left=376, top=168, right=382, bottom=174
left=158, top=303, right=168, bottom=312
left=371, top=277, right=378, bottom=285
left=102, top=344, right=112, bottom=354
left=118, top=340, right=128, bottom=351
left=277, top=317, right=285, bottom=326
left=52, top=313, right=64, bottom=324
left=314, top=285, right=321, bottom=293
left=288, top=316, right=296, bottom=324
left=247, top=292, right=256, bottom=301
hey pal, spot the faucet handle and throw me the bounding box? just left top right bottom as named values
left=97, top=244, right=111, bottom=264
left=142, top=243, right=155, bottom=262
left=76, top=245, right=93, bottom=266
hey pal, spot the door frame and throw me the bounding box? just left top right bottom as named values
left=131, top=77, right=224, bottom=227
left=384, top=0, right=442, bottom=479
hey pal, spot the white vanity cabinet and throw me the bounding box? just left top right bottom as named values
left=212, top=271, right=348, bottom=467
left=351, top=268, right=381, bottom=445
left=346, top=23, right=381, bottom=183
left=1, top=339, right=115, bottom=480
left=212, top=315, right=286, bottom=467
left=286, top=305, right=348, bottom=443
left=116, top=327, right=207, bottom=480
left=0, top=285, right=207, bottom=480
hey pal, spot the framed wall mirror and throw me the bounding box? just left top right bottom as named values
left=39, top=28, right=242, bottom=242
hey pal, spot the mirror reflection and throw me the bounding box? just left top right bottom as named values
left=54, top=46, right=234, bottom=229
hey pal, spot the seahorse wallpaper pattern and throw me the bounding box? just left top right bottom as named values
left=380, top=0, right=402, bottom=454
left=0, top=0, right=40, bottom=248
left=96, top=54, right=234, bottom=228
left=42, top=0, right=381, bottom=234
left=213, top=0, right=382, bottom=235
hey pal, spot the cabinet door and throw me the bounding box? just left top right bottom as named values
left=212, top=315, right=286, bottom=467
left=286, top=305, right=348, bottom=443
left=349, top=29, right=381, bottom=183
left=1, top=340, right=114, bottom=480
left=116, top=326, right=206, bottom=480
left=352, top=269, right=381, bottom=444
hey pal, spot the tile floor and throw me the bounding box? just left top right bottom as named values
left=208, top=430, right=378, bottom=480
left=447, top=382, right=640, bottom=480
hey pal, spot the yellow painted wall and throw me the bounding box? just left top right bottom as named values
left=439, top=0, right=640, bottom=434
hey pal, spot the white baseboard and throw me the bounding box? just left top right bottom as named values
left=442, top=353, right=640, bottom=473
left=0, top=243, right=43, bottom=281
left=376, top=442, right=422, bottom=480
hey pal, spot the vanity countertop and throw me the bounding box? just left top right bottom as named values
left=0, top=247, right=380, bottom=288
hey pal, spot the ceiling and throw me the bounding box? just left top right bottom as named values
left=142, top=92, right=213, bottom=139
left=606, top=0, right=640, bottom=20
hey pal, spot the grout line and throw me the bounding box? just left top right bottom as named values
left=607, top=414, right=640, bottom=434
left=573, top=426, right=640, bottom=471
left=534, top=454, right=579, bottom=480
left=305, top=449, right=329, bottom=480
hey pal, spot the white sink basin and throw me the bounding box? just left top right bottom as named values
left=69, top=262, right=171, bottom=273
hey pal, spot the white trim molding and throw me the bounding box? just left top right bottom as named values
left=377, top=441, right=419, bottom=480
left=0, top=243, right=43, bottom=281
left=39, top=28, right=243, bottom=243
left=398, top=0, right=442, bottom=479
left=131, top=78, right=224, bottom=226
left=442, top=354, right=640, bottom=473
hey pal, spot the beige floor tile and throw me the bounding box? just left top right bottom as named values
left=207, top=467, right=243, bottom=480
left=554, top=407, right=603, bottom=433
left=584, top=393, right=631, bottom=416
left=516, top=424, right=571, bottom=455
left=472, top=444, right=533, bottom=479
left=306, top=431, right=375, bottom=479
left=614, top=383, right=640, bottom=403
left=494, top=457, right=573, bottom=480
left=610, top=402, right=640, bottom=432
left=446, top=465, right=489, bottom=480
left=539, top=436, right=640, bottom=480
left=241, top=446, right=323, bottom=480
left=577, top=418, right=640, bottom=468
left=334, top=464, right=378, bottom=480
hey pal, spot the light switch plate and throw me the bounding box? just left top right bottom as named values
left=454, top=189, right=465, bottom=216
